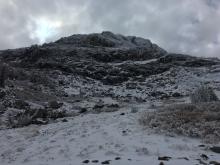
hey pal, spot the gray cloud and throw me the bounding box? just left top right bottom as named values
left=0, top=0, right=220, bottom=57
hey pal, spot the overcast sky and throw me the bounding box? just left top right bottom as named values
left=0, top=0, right=220, bottom=57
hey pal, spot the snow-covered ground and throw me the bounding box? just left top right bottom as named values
left=0, top=104, right=219, bottom=165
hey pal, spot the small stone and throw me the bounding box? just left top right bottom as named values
left=62, top=119, right=68, bottom=122
left=159, top=162, right=164, bottom=165
left=82, top=160, right=90, bottom=163
left=91, top=160, right=99, bottom=163
left=115, top=157, right=121, bottom=160
left=120, top=113, right=125, bottom=115
left=200, top=154, right=209, bottom=160
left=101, top=160, right=110, bottom=164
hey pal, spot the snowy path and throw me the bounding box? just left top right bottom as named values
left=0, top=108, right=219, bottom=165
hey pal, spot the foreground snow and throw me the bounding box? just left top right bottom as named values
left=0, top=106, right=219, bottom=165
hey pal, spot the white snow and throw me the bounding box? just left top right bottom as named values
left=0, top=105, right=219, bottom=165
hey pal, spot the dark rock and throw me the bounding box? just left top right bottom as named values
left=210, top=146, right=220, bottom=153
left=200, top=154, right=209, bottom=160
left=91, top=160, right=99, bottom=163
left=82, top=160, right=90, bottom=163
left=101, top=160, right=110, bottom=164
left=120, top=113, right=125, bottom=115
left=158, top=156, right=172, bottom=161
left=159, top=162, right=164, bottom=165
left=122, top=130, right=127, bottom=134
left=115, top=157, right=121, bottom=160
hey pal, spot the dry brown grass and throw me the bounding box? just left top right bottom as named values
left=139, top=102, right=220, bottom=143
left=190, top=86, right=219, bottom=103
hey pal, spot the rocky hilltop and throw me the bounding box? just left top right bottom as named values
left=0, top=31, right=220, bottom=127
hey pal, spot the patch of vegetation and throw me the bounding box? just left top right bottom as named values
left=139, top=101, right=220, bottom=143
left=190, top=85, right=219, bottom=103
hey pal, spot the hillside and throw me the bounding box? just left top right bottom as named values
left=0, top=32, right=220, bottom=165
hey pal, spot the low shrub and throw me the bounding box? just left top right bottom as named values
left=139, top=102, right=220, bottom=143
left=190, top=86, right=219, bottom=103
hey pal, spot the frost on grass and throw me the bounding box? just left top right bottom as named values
left=139, top=102, right=220, bottom=143
left=190, top=85, right=219, bottom=104
left=0, top=103, right=68, bottom=129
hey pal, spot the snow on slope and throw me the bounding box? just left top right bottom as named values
left=0, top=105, right=219, bottom=165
